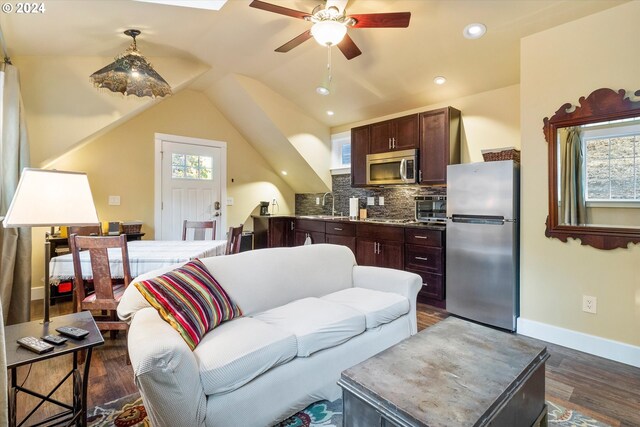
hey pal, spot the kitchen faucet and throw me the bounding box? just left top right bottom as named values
left=322, top=192, right=336, bottom=217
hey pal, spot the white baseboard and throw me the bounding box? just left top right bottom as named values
left=517, top=317, right=640, bottom=368
left=31, top=286, right=44, bottom=301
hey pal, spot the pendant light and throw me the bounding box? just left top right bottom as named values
left=90, top=29, right=172, bottom=98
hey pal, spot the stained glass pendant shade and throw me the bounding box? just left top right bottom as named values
left=90, top=29, right=172, bottom=98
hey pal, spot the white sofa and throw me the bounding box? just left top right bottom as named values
left=117, top=244, right=421, bottom=427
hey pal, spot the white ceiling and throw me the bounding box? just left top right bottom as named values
left=0, top=0, right=627, bottom=127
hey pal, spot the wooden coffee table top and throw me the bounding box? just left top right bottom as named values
left=339, top=317, right=548, bottom=426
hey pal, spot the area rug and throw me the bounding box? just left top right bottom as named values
left=87, top=393, right=612, bottom=427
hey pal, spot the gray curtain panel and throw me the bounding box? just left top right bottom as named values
left=0, top=62, right=32, bottom=326
left=0, top=301, right=7, bottom=427
left=560, top=127, right=586, bottom=226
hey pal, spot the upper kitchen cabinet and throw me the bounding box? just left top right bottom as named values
left=419, top=107, right=461, bottom=185
left=351, top=125, right=370, bottom=187
left=369, top=114, right=419, bottom=154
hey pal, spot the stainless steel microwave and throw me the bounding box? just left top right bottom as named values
left=366, top=149, right=417, bottom=185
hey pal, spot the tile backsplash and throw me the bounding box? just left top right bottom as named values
left=295, top=174, right=446, bottom=219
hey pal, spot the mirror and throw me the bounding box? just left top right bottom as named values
left=544, top=88, right=640, bottom=250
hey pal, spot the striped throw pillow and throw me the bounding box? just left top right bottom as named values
left=135, top=259, right=242, bottom=350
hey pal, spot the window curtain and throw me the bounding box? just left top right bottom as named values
left=0, top=59, right=30, bottom=427
left=0, top=61, right=31, bottom=325
left=560, top=127, right=587, bottom=225
left=0, top=301, right=7, bottom=427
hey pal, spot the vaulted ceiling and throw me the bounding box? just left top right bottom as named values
left=0, top=0, right=626, bottom=191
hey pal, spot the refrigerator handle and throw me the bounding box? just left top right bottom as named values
left=450, top=214, right=507, bottom=225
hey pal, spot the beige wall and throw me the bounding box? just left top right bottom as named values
left=31, top=89, right=294, bottom=289
left=14, top=55, right=209, bottom=167
left=332, top=84, right=521, bottom=164
left=520, top=2, right=640, bottom=346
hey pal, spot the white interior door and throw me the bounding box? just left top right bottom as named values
left=156, top=135, right=226, bottom=240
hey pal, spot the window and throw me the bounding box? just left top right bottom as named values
left=331, top=131, right=351, bottom=174
left=583, top=120, right=640, bottom=202
left=171, top=153, right=213, bottom=180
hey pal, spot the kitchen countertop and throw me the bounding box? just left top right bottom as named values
left=252, top=215, right=446, bottom=230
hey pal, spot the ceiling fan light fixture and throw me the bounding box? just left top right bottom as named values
left=311, top=20, right=347, bottom=46
left=90, top=29, right=172, bottom=98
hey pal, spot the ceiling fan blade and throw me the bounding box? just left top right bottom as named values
left=337, top=34, right=362, bottom=60
left=348, top=12, right=411, bottom=28
left=249, top=0, right=310, bottom=20
left=275, top=30, right=313, bottom=53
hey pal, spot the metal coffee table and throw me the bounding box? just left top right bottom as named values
left=338, top=317, right=549, bottom=427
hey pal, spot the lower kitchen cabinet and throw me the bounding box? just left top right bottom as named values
left=356, top=239, right=404, bottom=270
left=253, top=216, right=294, bottom=249
left=325, top=221, right=356, bottom=255
left=293, top=219, right=326, bottom=246
left=404, top=227, right=446, bottom=308
left=294, top=230, right=326, bottom=246
left=356, top=224, right=405, bottom=270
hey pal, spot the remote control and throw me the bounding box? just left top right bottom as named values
left=56, top=326, right=89, bottom=339
left=41, top=335, right=68, bottom=345
left=17, top=336, right=54, bottom=354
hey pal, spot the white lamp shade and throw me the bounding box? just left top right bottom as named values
left=2, top=168, right=99, bottom=227
left=311, top=21, right=347, bottom=46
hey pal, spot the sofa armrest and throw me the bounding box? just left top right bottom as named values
left=128, top=308, right=207, bottom=427
left=353, top=266, right=422, bottom=335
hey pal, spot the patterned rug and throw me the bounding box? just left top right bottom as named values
left=87, top=393, right=612, bottom=427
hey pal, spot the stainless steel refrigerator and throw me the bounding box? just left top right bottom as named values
left=446, top=160, right=519, bottom=331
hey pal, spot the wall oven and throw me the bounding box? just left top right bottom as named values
left=366, top=149, right=417, bottom=185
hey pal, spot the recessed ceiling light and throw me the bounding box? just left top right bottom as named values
left=433, top=76, right=447, bottom=85
left=327, top=110, right=335, bottom=116
left=281, top=171, right=288, bottom=176
left=463, top=23, right=486, bottom=39
left=316, top=85, right=330, bottom=96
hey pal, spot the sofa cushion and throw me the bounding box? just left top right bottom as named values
left=252, top=297, right=365, bottom=357
left=199, top=244, right=356, bottom=316
left=194, top=317, right=297, bottom=396
left=134, top=259, right=242, bottom=350
left=321, top=287, right=410, bottom=329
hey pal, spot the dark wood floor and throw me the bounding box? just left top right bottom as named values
left=15, top=300, right=640, bottom=426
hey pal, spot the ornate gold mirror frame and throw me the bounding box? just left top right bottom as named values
left=543, top=88, right=640, bottom=250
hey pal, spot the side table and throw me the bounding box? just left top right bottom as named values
left=4, top=311, right=104, bottom=427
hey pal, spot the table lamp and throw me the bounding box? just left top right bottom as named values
left=2, top=168, right=99, bottom=323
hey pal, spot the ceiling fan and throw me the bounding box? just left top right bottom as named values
left=249, top=0, right=411, bottom=60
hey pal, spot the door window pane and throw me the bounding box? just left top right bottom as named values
left=171, top=153, right=213, bottom=180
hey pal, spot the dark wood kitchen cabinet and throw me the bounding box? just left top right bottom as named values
left=253, top=216, right=294, bottom=249
left=293, top=218, right=326, bottom=246
left=356, top=223, right=404, bottom=270
left=369, top=114, right=419, bottom=154
left=351, top=125, right=370, bottom=187
left=325, top=221, right=356, bottom=255
left=419, top=107, right=461, bottom=185
left=404, top=227, right=445, bottom=308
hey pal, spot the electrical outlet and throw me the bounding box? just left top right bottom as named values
left=379, top=196, right=385, bottom=206
left=226, top=197, right=234, bottom=206
left=582, top=295, right=597, bottom=314
left=367, top=197, right=375, bottom=206
left=316, top=197, right=320, bottom=205
left=108, top=195, right=120, bottom=206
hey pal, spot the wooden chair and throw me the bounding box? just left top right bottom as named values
left=225, top=225, right=243, bottom=255
left=69, top=234, right=131, bottom=346
left=182, top=220, right=216, bottom=241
